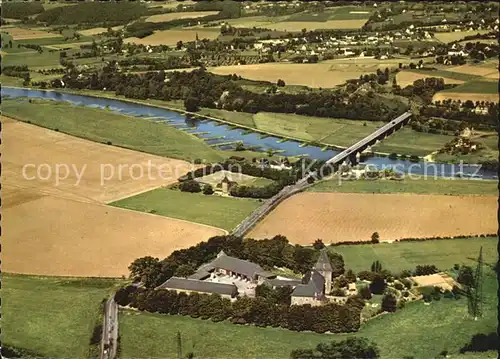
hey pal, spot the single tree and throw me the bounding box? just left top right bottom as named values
left=371, top=260, right=382, bottom=273
left=277, top=79, right=286, bottom=87
left=184, top=97, right=200, bottom=112
left=371, top=232, right=380, bottom=243
left=312, top=239, right=326, bottom=250
left=381, top=293, right=397, bottom=312
left=369, top=274, right=386, bottom=295
left=360, top=286, right=372, bottom=300
left=345, top=269, right=356, bottom=283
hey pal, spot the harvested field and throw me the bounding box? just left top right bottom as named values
left=2, top=116, right=224, bottom=277
left=446, top=64, right=498, bottom=77
left=3, top=26, right=61, bottom=40
left=433, top=91, right=499, bottom=104
left=145, top=11, right=219, bottom=23
left=124, top=28, right=219, bottom=46
left=78, top=25, right=123, bottom=36
left=4, top=194, right=224, bottom=277
left=264, top=19, right=368, bottom=31
left=210, top=63, right=359, bottom=88
left=210, top=59, right=412, bottom=88
left=2, top=117, right=196, bottom=204
left=248, top=192, right=497, bottom=244
left=396, top=70, right=465, bottom=87
left=433, top=30, right=491, bottom=43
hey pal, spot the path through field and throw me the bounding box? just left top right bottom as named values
left=2, top=117, right=225, bottom=277
left=248, top=192, right=497, bottom=244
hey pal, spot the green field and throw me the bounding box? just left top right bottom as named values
left=2, top=98, right=224, bottom=162
left=119, top=266, right=497, bottom=359
left=287, top=6, right=372, bottom=22
left=434, top=133, right=499, bottom=165
left=332, top=237, right=497, bottom=273
left=309, top=177, right=499, bottom=196
left=373, top=127, right=453, bottom=156
left=110, top=188, right=261, bottom=231
left=409, top=69, right=480, bottom=82
left=2, top=50, right=61, bottom=68
left=446, top=80, right=499, bottom=94
left=3, top=274, right=121, bottom=357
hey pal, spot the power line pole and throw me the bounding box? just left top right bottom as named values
left=176, top=331, right=183, bottom=359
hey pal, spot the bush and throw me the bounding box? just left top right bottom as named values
left=402, top=291, right=409, bottom=298
left=179, top=180, right=202, bottom=193
left=331, top=287, right=345, bottom=296
left=106, top=141, right=112, bottom=145
left=193, top=158, right=203, bottom=164
left=381, top=293, right=397, bottom=312
left=414, top=264, right=438, bottom=276
left=388, top=153, right=398, bottom=160
left=369, top=275, right=386, bottom=295
left=360, top=286, right=372, bottom=300
left=358, top=271, right=375, bottom=281
left=423, top=293, right=432, bottom=302
left=394, top=282, right=404, bottom=291
left=203, top=184, right=214, bottom=195
left=401, top=278, right=413, bottom=289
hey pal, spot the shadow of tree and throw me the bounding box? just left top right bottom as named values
left=460, top=332, right=499, bottom=353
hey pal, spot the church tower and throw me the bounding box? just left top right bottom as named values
left=314, top=249, right=334, bottom=294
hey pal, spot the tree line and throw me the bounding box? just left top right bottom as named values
left=115, top=286, right=362, bottom=334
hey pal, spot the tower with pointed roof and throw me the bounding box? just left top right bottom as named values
left=314, top=249, right=333, bottom=294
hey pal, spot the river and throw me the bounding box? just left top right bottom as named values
left=2, top=87, right=496, bottom=179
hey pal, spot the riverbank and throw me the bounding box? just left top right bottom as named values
left=4, top=85, right=424, bottom=160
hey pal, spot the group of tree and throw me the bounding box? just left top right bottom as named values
left=60, top=67, right=405, bottom=122
left=290, top=337, right=380, bottom=359
left=2, top=2, right=44, bottom=19
left=35, top=2, right=147, bottom=26
left=115, top=286, right=361, bottom=334
left=127, top=235, right=345, bottom=289
left=2, top=65, right=29, bottom=79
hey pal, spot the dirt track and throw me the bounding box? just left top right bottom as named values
left=2, top=117, right=225, bottom=277
left=247, top=192, right=497, bottom=244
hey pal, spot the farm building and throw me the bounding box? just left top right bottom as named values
left=156, top=277, right=238, bottom=299
left=156, top=249, right=346, bottom=306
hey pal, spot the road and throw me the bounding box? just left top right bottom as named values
left=231, top=111, right=413, bottom=237
left=101, top=297, right=118, bottom=359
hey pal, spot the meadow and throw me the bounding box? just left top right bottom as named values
left=433, top=30, right=492, bottom=43
left=119, top=266, right=497, bottom=359
left=2, top=98, right=224, bottom=162
left=3, top=274, right=121, bottom=357
left=309, top=176, right=499, bottom=196
left=111, top=188, right=261, bottom=231
left=331, top=237, right=497, bottom=273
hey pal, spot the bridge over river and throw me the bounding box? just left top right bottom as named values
left=231, top=111, right=413, bottom=237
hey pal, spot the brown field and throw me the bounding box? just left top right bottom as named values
left=2, top=117, right=224, bottom=277
left=4, top=194, right=224, bottom=277
left=396, top=70, right=465, bottom=87
left=446, top=64, right=497, bottom=77
left=411, top=273, right=459, bottom=291
left=433, top=30, right=491, bottom=43
left=78, top=25, right=123, bottom=36
left=145, top=11, right=219, bottom=23
left=124, top=28, right=219, bottom=46
left=3, top=26, right=61, bottom=40
left=209, top=63, right=356, bottom=88
left=209, top=59, right=408, bottom=88
left=247, top=192, right=497, bottom=244
left=432, top=92, right=499, bottom=103
left=264, top=19, right=368, bottom=31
